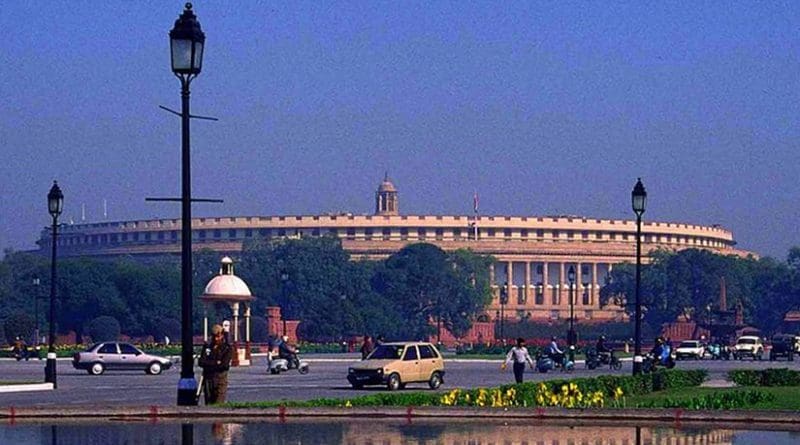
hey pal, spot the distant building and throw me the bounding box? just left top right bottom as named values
left=37, top=176, right=751, bottom=323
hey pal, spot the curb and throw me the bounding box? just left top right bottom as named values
left=1, top=405, right=799, bottom=427
left=0, top=383, right=54, bottom=394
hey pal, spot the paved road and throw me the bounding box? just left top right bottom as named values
left=1, top=354, right=798, bottom=407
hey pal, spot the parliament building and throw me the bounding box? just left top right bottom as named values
left=37, top=176, right=750, bottom=323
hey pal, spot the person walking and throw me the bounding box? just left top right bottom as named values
left=360, top=335, right=374, bottom=359
left=501, top=337, right=534, bottom=383
left=199, top=324, right=233, bottom=405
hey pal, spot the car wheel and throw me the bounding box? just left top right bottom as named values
left=428, top=372, right=443, bottom=390
left=612, top=360, right=623, bottom=371
left=89, top=362, right=105, bottom=375
left=270, top=368, right=280, bottom=375
left=147, top=362, right=163, bottom=375
left=387, top=373, right=401, bottom=391
left=298, top=365, right=309, bottom=375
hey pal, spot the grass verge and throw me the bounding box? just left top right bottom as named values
left=627, top=386, right=800, bottom=410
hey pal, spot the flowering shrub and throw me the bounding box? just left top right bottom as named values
left=439, top=387, right=520, bottom=407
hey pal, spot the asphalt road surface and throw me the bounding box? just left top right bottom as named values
left=1, top=354, right=798, bottom=407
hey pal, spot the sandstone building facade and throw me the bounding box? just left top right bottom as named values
left=37, top=177, right=750, bottom=322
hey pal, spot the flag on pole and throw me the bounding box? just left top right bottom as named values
left=473, top=191, right=479, bottom=214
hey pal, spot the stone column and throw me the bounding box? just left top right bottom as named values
left=524, top=261, right=531, bottom=308
left=559, top=262, right=566, bottom=309
left=245, top=303, right=252, bottom=362
left=576, top=263, right=582, bottom=306
left=592, top=263, right=599, bottom=307
left=543, top=262, right=549, bottom=307
left=231, top=302, right=240, bottom=366
left=506, top=261, right=513, bottom=307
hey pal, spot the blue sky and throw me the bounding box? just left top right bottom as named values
left=1, top=2, right=799, bottom=258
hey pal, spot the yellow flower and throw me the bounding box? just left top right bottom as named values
left=344, top=400, right=353, bottom=408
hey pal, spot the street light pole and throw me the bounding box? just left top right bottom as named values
left=631, top=178, right=647, bottom=375
left=45, top=181, right=63, bottom=388
left=32, top=277, right=40, bottom=348
left=567, top=266, right=576, bottom=347
left=281, top=272, right=289, bottom=336
left=500, top=281, right=508, bottom=344
left=170, top=2, right=206, bottom=406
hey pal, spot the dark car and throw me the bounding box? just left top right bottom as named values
left=769, top=335, right=796, bottom=361
left=72, top=342, right=173, bottom=375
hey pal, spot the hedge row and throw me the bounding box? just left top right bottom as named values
left=728, top=368, right=800, bottom=387
left=228, top=369, right=707, bottom=409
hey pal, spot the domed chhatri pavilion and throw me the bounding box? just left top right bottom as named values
left=39, top=175, right=751, bottom=324
left=200, top=257, right=254, bottom=366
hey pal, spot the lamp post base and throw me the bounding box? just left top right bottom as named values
left=44, top=354, right=57, bottom=389
left=177, top=378, right=199, bottom=406
left=632, top=355, right=643, bottom=375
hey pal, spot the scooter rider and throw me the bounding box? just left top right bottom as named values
left=596, top=335, right=610, bottom=354
left=278, top=335, right=299, bottom=369
left=547, top=336, right=565, bottom=365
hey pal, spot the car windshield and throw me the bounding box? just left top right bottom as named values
left=679, top=342, right=698, bottom=348
left=737, top=338, right=756, bottom=344
left=86, top=343, right=103, bottom=352
left=367, top=345, right=404, bottom=360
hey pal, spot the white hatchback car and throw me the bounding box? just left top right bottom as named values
left=733, top=336, right=764, bottom=360
left=675, top=340, right=706, bottom=360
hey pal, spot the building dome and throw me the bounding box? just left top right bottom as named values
left=201, top=257, right=254, bottom=301
left=378, top=177, right=397, bottom=192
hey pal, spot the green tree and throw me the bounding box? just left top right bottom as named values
left=373, top=244, right=493, bottom=340
left=85, top=315, right=121, bottom=342
left=3, top=311, right=35, bottom=344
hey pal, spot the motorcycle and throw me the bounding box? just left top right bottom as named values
left=641, top=350, right=676, bottom=373
left=536, top=348, right=575, bottom=373
left=12, top=344, right=30, bottom=361
left=267, top=350, right=310, bottom=375
left=586, top=348, right=622, bottom=370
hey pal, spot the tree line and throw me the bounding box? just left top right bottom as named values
left=600, top=247, right=800, bottom=335
left=0, top=236, right=493, bottom=344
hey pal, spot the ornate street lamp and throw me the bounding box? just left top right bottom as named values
left=499, top=282, right=509, bottom=344
left=170, top=2, right=205, bottom=406
left=32, top=277, right=40, bottom=350
left=567, top=266, right=576, bottom=348
left=631, top=178, right=647, bottom=375
left=281, top=272, right=289, bottom=336
left=45, top=181, right=63, bottom=387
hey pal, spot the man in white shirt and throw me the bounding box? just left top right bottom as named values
left=501, top=337, right=535, bottom=383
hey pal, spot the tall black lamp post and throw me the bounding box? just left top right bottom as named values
left=499, top=282, right=509, bottom=343
left=45, top=181, right=63, bottom=387
left=631, top=178, right=647, bottom=375
left=32, top=277, right=40, bottom=348
left=567, top=266, right=576, bottom=347
left=281, top=272, right=289, bottom=336
left=170, top=2, right=205, bottom=406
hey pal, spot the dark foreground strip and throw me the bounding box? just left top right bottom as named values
left=0, top=406, right=799, bottom=428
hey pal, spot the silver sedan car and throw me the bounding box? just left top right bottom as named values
left=72, top=342, right=173, bottom=375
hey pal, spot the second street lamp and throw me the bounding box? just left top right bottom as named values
left=567, top=266, right=576, bottom=348
left=45, top=181, right=63, bottom=388
left=499, top=282, right=509, bottom=344
left=170, top=2, right=206, bottom=406
left=631, top=178, right=647, bottom=375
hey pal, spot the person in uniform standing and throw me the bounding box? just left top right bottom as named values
left=199, top=324, right=233, bottom=404
left=501, top=337, right=534, bottom=383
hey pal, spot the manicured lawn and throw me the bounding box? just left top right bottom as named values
left=628, top=386, right=800, bottom=410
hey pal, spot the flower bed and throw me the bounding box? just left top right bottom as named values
left=227, top=369, right=707, bottom=410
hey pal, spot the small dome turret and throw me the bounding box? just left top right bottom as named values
left=375, top=173, right=399, bottom=216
